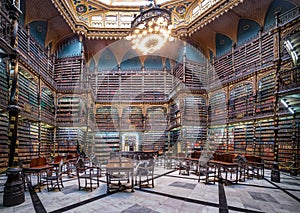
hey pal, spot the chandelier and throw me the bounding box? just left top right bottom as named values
left=126, top=2, right=173, bottom=55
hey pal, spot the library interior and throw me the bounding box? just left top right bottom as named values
left=0, top=0, right=300, bottom=212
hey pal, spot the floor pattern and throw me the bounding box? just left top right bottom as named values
left=0, top=166, right=300, bottom=213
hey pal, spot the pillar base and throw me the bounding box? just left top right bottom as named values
left=3, top=167, right=25, bottom=207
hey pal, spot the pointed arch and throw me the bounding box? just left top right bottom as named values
left=237, top=18, right=260, bottom=46
left=98, top=48, right=118, bottom=71
left=120, top=49, right=142, bottom=71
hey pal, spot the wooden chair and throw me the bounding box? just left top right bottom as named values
left=137, top=159, right=155, bottom=188
left=45, top=160, right=64, bottom=191
left=76, top=158, right=100, bottom=191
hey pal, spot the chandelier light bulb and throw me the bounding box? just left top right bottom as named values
left=129, top=5, right=172, bottom=55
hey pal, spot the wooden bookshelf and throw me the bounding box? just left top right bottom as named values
left=261, top=32, right=274, bottom=68
left=173, top=63, right=183, bottom=88
left=17, top=26, right=55, bottom=86
left=143, top=131, right=166, bottom=152
left=208, top=91, right=227, bottom=125
left=234, top=39, right=260, bottom=78
left=168, top=102, right=181, bottom=129
left=228, top=82, right=254, bottom=121
left=120, top=106, right=143, bottom=130
left=233, top=123, right=254, bottom=154
left=41, top=87, right=55, bottom=124
left=206, top=126, right=227, bottom=152
left=54, top=56, right=82, bottom=91
left=182, top=96, right=207, bottom=126
left=18, top=68, right=39, bottom=120
left=213, top=55, right=234, bottom=82
left=40, top=124, right=54, bottom=159
left=254, top=119, right=274, bottom=161
left=0, top=114, right=8, bottom=172
left=256, top=72, right=275, bottom=116
left=56, top=127, right=85, bottom=156
left=277, top=116, right=294, bottom=164
left=0, top=61, right=8, bottom=109
left=95, top=106, right=119, bottom=131
left=145, top=106, right=167, bottom=131
left=94, top=131, right=120, bottom=161
left=183, top=126, right=207, bottom=152
left=18, top=120, right=39, bottom=165
left=56, top=95, right=87, bottom=125
left=184, top=61, right=208, bottom=90
left=169, top=128, right=181, bottom=150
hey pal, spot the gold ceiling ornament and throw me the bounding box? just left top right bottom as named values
left=126, top=0, right=174, bottom=55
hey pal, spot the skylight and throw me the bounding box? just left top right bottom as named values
left=97, top=0, right=172, bottom=7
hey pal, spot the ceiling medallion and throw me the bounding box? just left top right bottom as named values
left=126, top=0, right=174, bottom=55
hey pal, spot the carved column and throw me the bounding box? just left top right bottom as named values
left=4, top=0, right=24, bottom=207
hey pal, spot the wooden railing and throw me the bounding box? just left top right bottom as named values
left=279, top=66, right=300, bottom=92
left=278, top=5, right=300, bottom=26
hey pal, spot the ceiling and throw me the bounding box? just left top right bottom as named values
left=23, top=0, right=300, bottom=58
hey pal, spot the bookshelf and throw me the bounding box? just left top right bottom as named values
left=96, top=71, right=120, bottom=102
left=296, top=119, right=300, bottom=168
left=233, top=123, right=254, bottom=154
left=18, top=68, right=39, bottom=120
left=184, top=61, right=208, bottom=90
left=120, top=106, right=143, bottom=130
left=234, top=39, right=260, bottom=77
left=206, top=126, right=226, bottom=152
left=0, top=114, right=8, bottom=172
left=94, top=131, right=120, bottom=161
left=144, top=106, right=168, bottom=152
left=40, top=124, right=54, bottom=158
left=261, top=32, right=274, bottom=68
left=18, top=120, right=39, bottom=165
left=95, top=106, right=119, bottom=131
left=256, top=72, right=275, bottom=116
left=254, top=119, right=274, bottom=161
left=208, top=91, right=227, bottom=125
left=56, top=95, right=87, bottom=125
left=0, top=61, right=8, bottom=109
left=183, top=126, right=206, bottom=152
left=168, top=101, right=181, bottom=129
left=228, top=82, right=254, bottom=120
left=277, top=116, right=294, bottom=164
left=54, top=56, right=82, bottom=91
left=213, top=55, right=234, bottom=82
left=145, top=106, right=167, bottom=131
left=55, top=127, right=85, bottom=156
left=41, top=87, right=55, bottom=124
left=182, top=96, right=207, bottom=126
left=143, top=131, right=166, bottom=152
left=173, top=63, right=183, bottom=88
left=17, top=26, right=55, bottom=85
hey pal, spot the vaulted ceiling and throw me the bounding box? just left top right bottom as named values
left=23, top=0, right=300, bottom=59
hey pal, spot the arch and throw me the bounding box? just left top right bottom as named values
left=120, top=49, right=142, bottom=71
left=185, top=45, right=206, bottom=63
left=264, top=0, right=295, bottom=31
left=88, top=57, right=96, bottom=73
left=29, top=20, right=48, bottom=47
left=98, top=48, right=118, bottom=71
left=56, top=36, right=82, bottom=59
left=237, top=18, right=260, bottom=46
left=216, top=33, right=233, bottom=57
left=144, top=55, right=163, bottom=70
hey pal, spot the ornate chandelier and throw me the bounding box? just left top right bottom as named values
left=126, top=1, right=173, bottom=55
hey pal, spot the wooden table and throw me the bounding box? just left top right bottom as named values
left=23, top=165, right=54, bottom=192
left=208, top=160, right=239, bottom=185
left=106, top=159, right=136, bottom=193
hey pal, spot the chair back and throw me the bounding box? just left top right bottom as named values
left=30, top=157, right=47, bottom=167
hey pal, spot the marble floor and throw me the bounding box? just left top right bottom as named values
left=0, top=166, right=300, bottom=213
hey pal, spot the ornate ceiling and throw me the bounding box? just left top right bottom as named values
left=24, top=0, right=300, bottom=58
